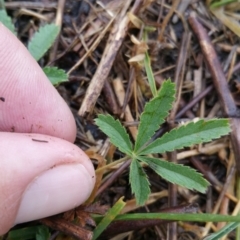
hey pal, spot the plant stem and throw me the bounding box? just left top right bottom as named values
left=95, top=156, right=130, bottom=173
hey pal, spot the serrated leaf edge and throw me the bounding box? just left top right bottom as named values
left=95, top=114, right=133, bottom=155
left=139, top=119, right=230, bottom=155
left=137, top=156, right=209, bottom=193
left=28, top=24, right=60, bottom=61
left=134, top=80, right=176, bottom=152
left=129, top=159, right=151, bottom=205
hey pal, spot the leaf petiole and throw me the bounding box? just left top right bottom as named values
left=95, top=156, right=130, bottom=174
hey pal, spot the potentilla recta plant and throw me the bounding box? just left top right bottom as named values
left=95, top=27, right=230, bottom=205
left=95, top=78, right=230, bottom=205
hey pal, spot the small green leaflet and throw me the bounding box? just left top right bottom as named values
left=43, top=66, right=68, bottom=85
left=134, top=79, right=175, bottom=152
left=28, top=24, right=60, bottom=61
left=140, top=119, right=230, bottom=155
left=130, top=159, right=150, bottom=205
left=0, top=9, right=16, bottom=35
left=95, top=114, right=133, bottom=155
left=138, top=156, right=209, bottom=193
left=93, top=197, right=126, bottom=240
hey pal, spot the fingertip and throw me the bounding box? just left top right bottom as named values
left=0, top=132, right=95, bottom=235
left=15, top=163, right=95, bottom=224
left=0, top=24, right=77, bottom=142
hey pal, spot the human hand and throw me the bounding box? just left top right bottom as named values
left=0, top=24, right=95, bottom=235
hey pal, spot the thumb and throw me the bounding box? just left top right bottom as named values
left=0, top=23, right=76, bottom=142
left=0, top=132, right=95, bottom=235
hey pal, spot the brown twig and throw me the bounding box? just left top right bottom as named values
left=158, top=0, right=181, bottom=41
left=176, top=85, right=213, bottom=119
left=78, top=0, right=144, bottom=116
left=5, top=1, right=57, bottom=9
left=202, top=164, right=235, bottom=237
left=188, top=12, right=237, bottom=116
left=190, top=157, right=222, bottom=189
left=112, top=77, right=138, bottom=140
left=39, top=217, right=92, bottom=240
left=170, top=32, right=191, bottom=119
left=189, top=12, right=240, bottom=173
left=96, top=160, right=131, bottom=196
left=167, top=31, right=191, bottom=240
left=102, top=79, right=120, bottom=115
left=49, top=0, right=65, bottom=62
left=67, top=14, right=116, bottom=75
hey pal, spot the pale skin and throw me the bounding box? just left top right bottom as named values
left=0, top=24, right=95, bottom=235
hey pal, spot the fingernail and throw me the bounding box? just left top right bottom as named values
left=14, top=164, right=94, bottom=224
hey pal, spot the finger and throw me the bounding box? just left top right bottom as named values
left=0, top=132, right=95, bottom=235
left=0, top=23, right=76, bottom=142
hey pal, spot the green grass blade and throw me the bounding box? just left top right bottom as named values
left=143, top=29, right=158, bottom=97
left=43, top=66, right=68, bottom=85
left=134, top=80, right=175, bottom=152
left=140, top=119, right=230, bottom=155
left=95, top=114, right=133, bottom=155
left=93, top=213, right=240, bottom=223
left=236, top=176, right=240, bottom=238
left=210, top=0, right=236, bottom=8
left=35, top=226, right=50, bottom=240
left=7, top=226, right=47, bottom=240
left=0, top=9, right=16, bottom=34
left=28, top=24, right=60, bottom=61
left=92, top=197, right=126, bottom=240
left=129, top=159, right=151, bottom=205
left=144, top=51, right=157, bottom=97
left=138, top=156, right=209, bottom=193
left=115, top=213, right=240, bottom=222
left=203, top=221, right=240, bottom=240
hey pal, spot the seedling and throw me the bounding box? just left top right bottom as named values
left=95, top=80, right=230, bottom=205
left=95, top=27, right=230, bottom=205
left=95, top=28, right=231, bottom=204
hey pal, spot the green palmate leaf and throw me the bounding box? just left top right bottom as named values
left=203, top=222, right=240, bottom=240
left=95, top=114, right=133, bottom=155
left=134, top=80, right=175, bottom=152
left=43, top=66, right=68, bottom=85
left=28, top=24, right=60, bottom=61
left=0, top=9, right=16, bottom=34
left=138, top=156, right=209, bottom=193
left=93, top=197, right=126, bottom=240
left=130, top=159, right=151, bottom=205
left=140, top=119, right=230, bottom=155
